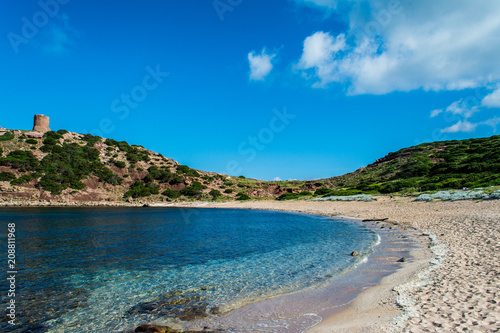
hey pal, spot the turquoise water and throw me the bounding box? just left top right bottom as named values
left=0, top=207, right=378, bottom=332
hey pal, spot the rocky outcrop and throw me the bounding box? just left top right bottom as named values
left=23, top=131, right=43, bottom=139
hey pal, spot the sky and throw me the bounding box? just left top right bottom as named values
left=1, top=0, right=499, bottom=180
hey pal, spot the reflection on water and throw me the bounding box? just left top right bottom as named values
left=0, top=208, right=377, bottom=332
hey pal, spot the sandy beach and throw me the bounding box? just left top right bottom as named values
left=166, top=197, right=500, bottom=332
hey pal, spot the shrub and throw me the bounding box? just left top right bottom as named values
left=235, top=192, right=250, bottom=200
left=162, top=188, right=181, bottom=199
left=124, top=181, right=160, bottom=198
left=314, top=188, right=333, bottom=196
left=0, top=147, right=2, bottom=156
left=0, top=172, right=16, bottom=181
left=180, top=186, right=202, bottom=197
left=82, top=134, right=102, bottom=147
left=0, top=150, right=39, bottom=171
left=209, top=189, right=222, bottom=198
left=42, top=131, right=63, bottom=145
left=10, top=173, right=40, bottom=185
left=0, top=132, right=14, bottom=141
left=238, top=175, right=246, bottom=179
left=26, top=138, right=38, bottom=145
left=224, top=181, right=234, bottom=186
left=277, top=191, right=312, bottom=201
left=57, top=129, right=69, bottom=135
left=224, top=188, right=233, bottom=194
left=176, top=165, right=200, bottom=177
left=114, top=160, right=126, bottom=168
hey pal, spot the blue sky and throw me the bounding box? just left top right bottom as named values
left=1, top=0, right=499, bottom=180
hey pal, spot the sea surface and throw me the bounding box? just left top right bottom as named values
left=0, top=207, right=380, bottom=332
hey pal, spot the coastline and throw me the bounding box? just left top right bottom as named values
left=162, top=197, right=500, bottom=332
left=2, top=197, right=499, bottom=331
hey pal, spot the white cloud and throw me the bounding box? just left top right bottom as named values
left=480, top=117, right=500, bottom=132
left=273, top=177, right=282, bottom=181
left=296, top=0, right=500, bottom=95
left=296, top=32, right=346, bottom=87
left=430, top=109, right=442, bottom=118
left=441, top=120, right=478, bottom=133
left=482, top=88, right=500, bottom=108
left=248, top=49, right=276, bottom=81
left=444, top=99, right=479, bottom=119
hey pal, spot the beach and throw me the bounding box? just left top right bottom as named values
left=187, top=197, right=500, bottom=332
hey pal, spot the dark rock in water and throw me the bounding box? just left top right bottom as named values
left=351, top=251, right=359, bottom=256
left=126, top=292, right=208, bottom=321
left=135, top=324, right=171, bottom=333
left=210, top=306, right=222, bottom=315
left=143, top=203, right=150, bottom=207
left=397, top=257, right=406, bottom=262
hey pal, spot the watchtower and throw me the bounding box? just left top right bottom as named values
left=33, top=114, right=50, bottom=133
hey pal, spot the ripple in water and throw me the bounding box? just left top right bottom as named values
left=0, top=207, right=378, bottom=332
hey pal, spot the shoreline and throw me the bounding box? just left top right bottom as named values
left=2, top=197, right=499, bottom=331
left=162, top=197, right=499, bottom=332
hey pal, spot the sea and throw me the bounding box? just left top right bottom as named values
left=0, top=207, right=411, bottom=332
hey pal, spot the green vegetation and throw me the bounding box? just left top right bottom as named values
left=113, top=160, right=126, bottom=168
left=0, top=150, right=39, bottom=172
left=235, top=192, right=251, bottom=200
left=161, top=188, right=181, bottom=199
left=277, top=191, right=312, bottom=201
left=224, top=188, right=233, bottom=194
left=209, top=189, right=222, bottom=198
left=327, top=135, right=500, bottom=194
left=25, top=138, right=38, bottom=145
left=11, top=173, right=39, bottom=185
left=0, top=132, right=14, bottom=141
left=82, top=134, right=102, bottom=147
left=176, top=165, right=200, bottom=177
left=180, top=181, right=206, bottom=197
left=0, top=172, right=16, bottom=181
left=124, top=180, right=160, bottom=198
left=104, top=138, right=150, bottom=164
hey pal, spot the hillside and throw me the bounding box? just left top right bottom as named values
left=316, top=135, right=500, bottom=197
left=0, top=126, right=499, bottom=204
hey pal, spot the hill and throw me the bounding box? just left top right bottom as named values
left=0, top=126, right=499, bottom=204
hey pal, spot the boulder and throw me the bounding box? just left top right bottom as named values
left=351, top=251, right=359, bottom=256
left=23, top=131, right=43, bottom=139
left=397, top=257, right=406, bottom=262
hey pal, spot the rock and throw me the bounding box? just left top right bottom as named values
left=23, top=131, right=43, bottom=139
left=351, top=251, right=359, bottom=256
left=12, top=130, right=21, bottom=134
left=135, top=324, right=171, bottom=333
left=210, top=306, right=222, bottom=315
left=397, top=257, right=406, bottom=262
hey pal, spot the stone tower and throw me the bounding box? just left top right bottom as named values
left=33, top=114, right=50, bottom=133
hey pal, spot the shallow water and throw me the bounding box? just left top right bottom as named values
left=0, top=207, right=379, bottom=332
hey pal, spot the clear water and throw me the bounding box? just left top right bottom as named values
left=0, top=207, right=378, bottom=332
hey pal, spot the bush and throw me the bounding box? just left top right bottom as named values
left=224, top=188, right=233, bottom=194
left=0, top=172, right=16, bottom=181
left=10, top=173, right=40, bottom=185
left=0, top=147, right=2, bottom=156
left=82, top=134, right=102, bottom=147
left=238, top=175, right=246, bottom=179
left=114, top=160, right=126, bottom=168
left=176, top=165, right=200, bottom=177
left=162, top=188, right=181, bottom=199
left=180, top=186, right=203, bottom=197
left=314, top=188, right=333, bottom=196
left=42, top=131, right=63, bottom=145
left=124, top=181, right=160, bottom=198
left=0, top=132, right=14, bottom=141
left=235, top=192, right=250, bottom=200
left=26, top=138, right=38, bottom=145
left=0, top=150, right=39, bottom=171
left=209, top=189, right=222, bottom=198
left=277, top=191, right=312, bottom=201
left=57, top=129, right=68, bottom=135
